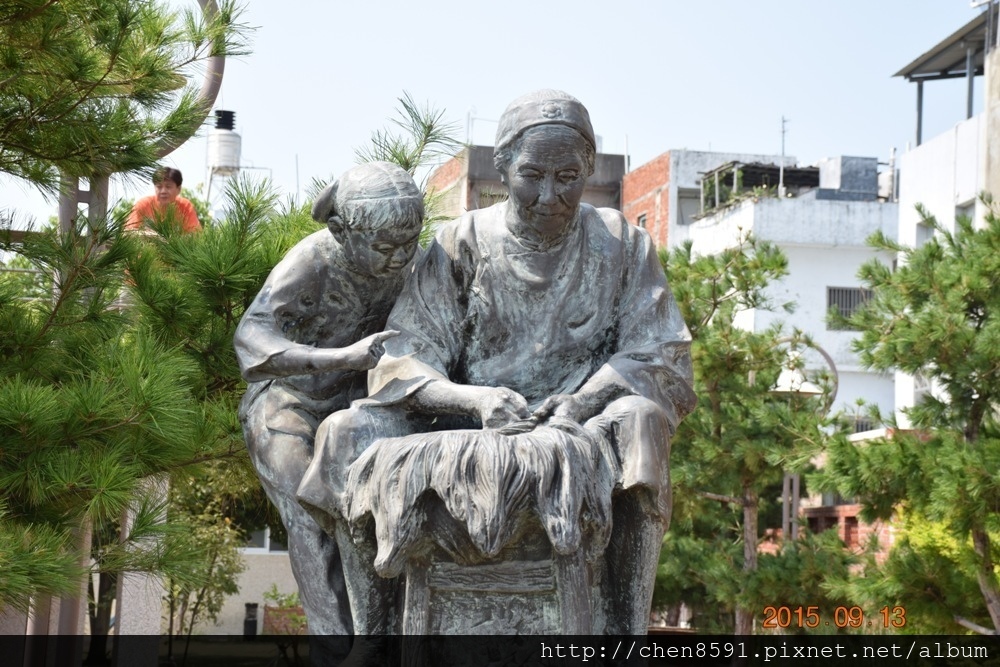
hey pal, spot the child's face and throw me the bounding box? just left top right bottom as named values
left=342, top=224, right=421, bottom=278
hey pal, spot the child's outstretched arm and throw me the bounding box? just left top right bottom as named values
left=236, top=328, right=399, bottom=382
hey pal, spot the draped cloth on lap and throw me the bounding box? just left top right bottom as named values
left=338, top=418, right=617, bottom=578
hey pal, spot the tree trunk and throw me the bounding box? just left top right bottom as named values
left=972, top=528, right=1000, bottom=632
left=84, top=572, right=116, bottom=665
left=734, top=485, right=758, bottom=636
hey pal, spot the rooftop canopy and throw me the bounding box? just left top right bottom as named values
left=894, top=9, right=993, bottom=82
left=894, top=4, right=999, bottom=145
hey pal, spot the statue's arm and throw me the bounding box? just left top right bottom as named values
left=535, top=220, right=696, bottom=428
left=411, top=379, right=529, bottom=428
left=236, top=326, right=399, bottom=382
left=371, top=341, right=532, bottom=428
left=234, top=233, right=398, bottom=382
left=367, top=217, right=530, bottom=428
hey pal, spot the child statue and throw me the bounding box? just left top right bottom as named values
left=234, top=161, right=423, bottom=635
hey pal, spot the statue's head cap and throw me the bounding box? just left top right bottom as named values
left=311, top=161, right=422, bottom=230
left=494, top=90, right=595, bottom=153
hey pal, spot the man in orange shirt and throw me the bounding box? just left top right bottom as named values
left=127, top=167, right=202, bottom=233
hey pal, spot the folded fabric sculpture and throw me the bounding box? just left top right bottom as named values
left=340, top=418, right=618, bottom=578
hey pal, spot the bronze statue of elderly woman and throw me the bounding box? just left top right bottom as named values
left=292, top=90, right=696, bottom=636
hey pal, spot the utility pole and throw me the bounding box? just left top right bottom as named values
left=778, top=116, right=788, bottom=198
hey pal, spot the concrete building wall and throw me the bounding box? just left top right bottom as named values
left=897, top=114, right=984, bottom=245
left=895, top=114, right=984, bottom=424
left=836, top=370, right=895, bottom=422
left=684, top=191, right=897, bottom=418
left=984, top=47, right=1000, bottom=200
left=688, top=193, right=897, bottom=253
left=210, top=553, right=297, bottom=635
left=758, top=245, right=894, bottom=417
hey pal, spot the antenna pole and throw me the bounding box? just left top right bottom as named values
left=778, top=116, right=788, bottom=198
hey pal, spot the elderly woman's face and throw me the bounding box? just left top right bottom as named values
left=504, top=125, right=588, bottom=236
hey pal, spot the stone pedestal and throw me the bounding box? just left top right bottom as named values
left=401, top=535, right=598, bottom=635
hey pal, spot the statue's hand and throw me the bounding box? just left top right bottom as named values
left=474, top=386, right=531, bottom=428
left=531, top=393, right=593, bottom=424
left=340, top=330, right=400, bottom=371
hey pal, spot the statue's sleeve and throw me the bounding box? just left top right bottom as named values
left=367, top=220, right=475, bottom=403
left=234, top=236, right=324, bottom=383
left=577, top=219, right=697, bottom=431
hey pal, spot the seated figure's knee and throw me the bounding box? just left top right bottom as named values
left=317, top=403, right=413, bottom=459
left=599, top=395, right=673, bottom=438
left=317, top=405, right=380, bottom=458
left=605, top=394, right=665, bottom=416
left=300, top=404, right=409, bottom=535
left=315, top=406, right=362, bottom=456
left=589, top=394, right=674, bottom=526
left=249, top=430, right=313, bottom=504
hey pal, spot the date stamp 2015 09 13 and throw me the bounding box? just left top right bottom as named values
left=761, top=605, right=906, bottom=630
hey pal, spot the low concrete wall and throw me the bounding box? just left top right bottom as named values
left=201, top=553, right=297, bottom=635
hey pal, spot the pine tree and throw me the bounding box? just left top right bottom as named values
left=817, top=203, right=1000, bottom=634
left=0, top=0, right=248, bottom=196
left=0, top=211, right=212, bottom=610
left=658, top=234, right=851, bottom=634
left=0, top=0, right=249, bottom=636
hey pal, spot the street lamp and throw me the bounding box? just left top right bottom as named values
left=768, top=339, right=839, bottom=542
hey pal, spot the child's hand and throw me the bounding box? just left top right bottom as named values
left=341, top=330, right=400, bottom=371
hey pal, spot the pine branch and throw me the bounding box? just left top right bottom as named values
left=953, top=615, right=997, bottom=635
left=698, top=491, right=742, bottom=506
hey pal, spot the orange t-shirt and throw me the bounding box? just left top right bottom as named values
left=127, top=195, right=202, bottom=234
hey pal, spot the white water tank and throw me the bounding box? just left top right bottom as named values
left=208, top=128, right=241, bottom=176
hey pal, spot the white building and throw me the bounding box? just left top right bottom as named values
left=891, top=6, right=998, bottom=424
left=624, top=150, right=899, bottom=423
left=619, top=148, right=902, bottom=544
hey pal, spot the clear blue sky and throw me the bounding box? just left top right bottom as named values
left=1, top=0, right=988, bottom=223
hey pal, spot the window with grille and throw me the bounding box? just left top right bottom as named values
left=827, top=286, right=873, bottom=330
left=853, top=417, right=875, bottom=433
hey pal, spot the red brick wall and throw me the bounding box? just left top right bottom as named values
left=622, top=151, right=671, bottom=247
left=803, top=504, right=894, bottom=562
left=427, top=150, right=467, bottom=194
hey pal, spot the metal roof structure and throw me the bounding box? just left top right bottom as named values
left=702, top=161, right=820, bottom=190
left=895, top=3, right=999, bottom=146
left=894, top=11, right=992, bottom=82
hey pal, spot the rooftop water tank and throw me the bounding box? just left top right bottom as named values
left=207, top=110, right=241, bottom=176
